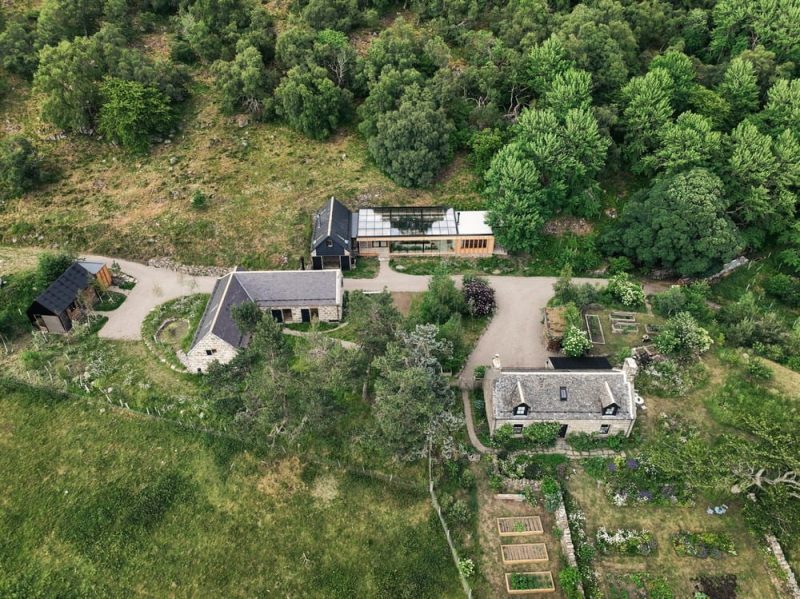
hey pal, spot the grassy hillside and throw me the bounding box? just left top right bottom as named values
left=0, top=74, right=481, bottom=268
left=0, top=385, right=461, bottom=598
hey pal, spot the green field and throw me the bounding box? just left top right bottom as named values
left=0, top=385, right=461, bottom=598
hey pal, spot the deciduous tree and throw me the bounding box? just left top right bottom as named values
left=274, top=64, right=352, bottom=139
left=615, top=168, right=741, bottom=277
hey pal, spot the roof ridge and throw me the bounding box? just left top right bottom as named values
left=206, top=273, right=234, bottom=341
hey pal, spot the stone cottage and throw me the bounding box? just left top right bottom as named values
left=483, top=357, right=638, bottom=438
left=183, top=269, right=343, bottom=373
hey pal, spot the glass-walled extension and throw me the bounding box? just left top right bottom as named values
left=354, top=207, right=496, bottom=257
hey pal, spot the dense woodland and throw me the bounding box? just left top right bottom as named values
left=1, top=0, right=799, bottom=279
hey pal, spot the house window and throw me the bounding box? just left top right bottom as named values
left=603, top=406, right=618, bottom=416
left=205, top=349, right=217, bottom=356
left=326, top=239, right=333, bottom=247
left=599, top=424, right=610, bottom=435
left=560, top=386, right=568, bottom=401
left=513, top=424, right=523, bottom=434
left=514, top=404, right=528, bottom=416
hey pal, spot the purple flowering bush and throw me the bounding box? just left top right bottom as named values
left=463, top=276, right=496, bottom=317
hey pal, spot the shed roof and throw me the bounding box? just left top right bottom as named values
left=489, top=369, right=634, bottom=421
left=77, top=261, right=106, bottom=275
left=548, top=356, right=613, bottom=370
left=30, top=263, right=94, bottom=315
left=311, top=197, right=352, bottom=251
left=191, top=269, right=341, bottom=349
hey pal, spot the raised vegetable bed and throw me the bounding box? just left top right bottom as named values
left=505, top=571, right=555, bottom=594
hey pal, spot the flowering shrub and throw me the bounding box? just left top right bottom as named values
left=655, top=312, right=712, bottom=359
left=522, top=421, right=561, bottom=447
left=586, top=455, right=690, bottom=507
left=595, top=527, right=656, bottom=556
left=606, top=273, right=645, bottom=308
left=564, top=501, right=599, bottom=597
left=672, top=531, right=736, bottom=559
left=463, top=276, right=496, bottom=317
left=457, top=557, right=475, bottom=578
left=562, top=325, right=592, bottom=357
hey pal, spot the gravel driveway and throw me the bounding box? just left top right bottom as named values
left=83, top=255, right=217, bottom=341
left=344, top=260, right=606, bottom=377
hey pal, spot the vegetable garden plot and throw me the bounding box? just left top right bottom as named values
left=585, top=313, right=605, bottom=344
left=505, top=571, right=555, bottom=594
left=497, top=516, right=543, bottom=537
left=501, top=543, right=549, bottom=564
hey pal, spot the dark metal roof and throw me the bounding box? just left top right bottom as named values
left=191, top=270, right=341, bottom=350
left=311, top=197, right=352, bottom=250
left=548, top=357, right=613, bottom=370
left=30, top=263, right=94, bottom=314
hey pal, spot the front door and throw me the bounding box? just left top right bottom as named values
left=271, top=309, right=283, bottom=323
left=301, top=309, right=311, bottom=323
left=558, top=424, right=568, bottom=438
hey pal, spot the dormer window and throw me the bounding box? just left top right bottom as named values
left=513, top=404, right=529, bottom=416
left=603, top=405, right=618, bottom=416
left=560, top=386, right=568, bottom=401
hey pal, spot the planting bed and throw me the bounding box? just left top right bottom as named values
left=505, top=571, right=555, bottom=594
left=501, top=543, right=548, bottom=564
left=497, top=516, right=543, bottom=537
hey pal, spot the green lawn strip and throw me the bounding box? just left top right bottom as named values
left=0, top=389, right=463, bottom=597
left=343, top=256, right=379, bottom=279
left=93, top=290, right=126, bottom=311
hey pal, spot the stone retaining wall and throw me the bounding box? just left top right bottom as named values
left=766, top=534, right=800, bottom=599
left=147, top=257, right=230, bottom=277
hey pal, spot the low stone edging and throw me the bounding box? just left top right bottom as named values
left=766, top=534, right=800, bottom=598
left=147, top=257, right=230, bottom=277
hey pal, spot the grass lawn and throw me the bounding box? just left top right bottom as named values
left=0, top=387, right=463, bottom=598
left=284, top=321, right=340, bottom=333
left=93, top=290, right=127, bottom=311
left=566, top=466, right=782, bottom=598
left=344, top=256, right=379, bottom=279
left=586, top=308, right=664, bottom=364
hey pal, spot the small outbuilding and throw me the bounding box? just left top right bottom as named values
left=27, top=261, right=111, bottom=334
left=310, top=197, right=354, bottom=271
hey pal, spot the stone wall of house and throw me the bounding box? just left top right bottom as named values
left=495, top=417, right=633, bottom=437
left=271, top=304, right=341, bottom=324
left=181, top=333, right=238, bottom=373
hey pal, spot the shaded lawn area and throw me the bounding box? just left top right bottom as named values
left=93, top=290, right=126, bottom=311
left=586, top=309, right=664, bottom=363
left=0, top=389, right=462, bottom=598
left=343, top=256, right=379, bottom=279
left=567, top=468, right=780, bottom=598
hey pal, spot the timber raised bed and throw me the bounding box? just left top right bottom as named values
left=505, top=571, right=555, bottom=594
left=501, top=543, right=549, bottom=564
left=497, top=516, right=543, bottom=537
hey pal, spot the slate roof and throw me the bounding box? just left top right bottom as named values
left=30, top=263, right=95, bottom=315
left=191, top=270, right=341, bottom=349
left=311, top=197, right=352, bottom=251
left=77, top=261, right=106, bottom=275
left=489, top=369, right=634, bottom=422
left=548, top=356, right=612, bottom=370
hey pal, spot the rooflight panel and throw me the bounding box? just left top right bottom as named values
left=559, top=386, right=568, bottom=401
